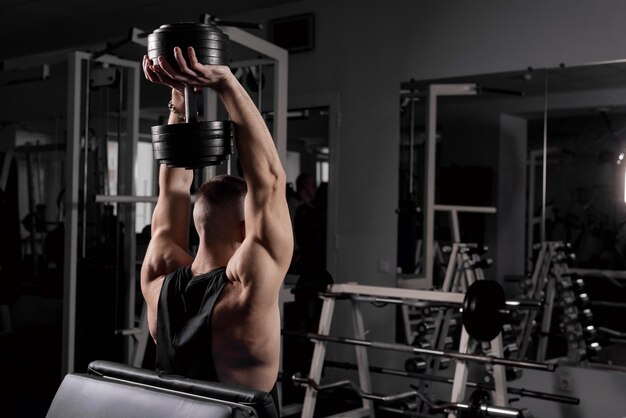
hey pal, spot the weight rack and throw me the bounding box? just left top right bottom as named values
left=516, top=241, right=600, bottom=363
left=299, top=280, right=514, bottom=418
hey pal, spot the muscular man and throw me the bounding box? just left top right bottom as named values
left=140, top=46, right=293, bottom=408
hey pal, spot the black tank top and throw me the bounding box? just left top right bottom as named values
left=156, top=265, right=228, bottom=380
left=155, top=266, right=280, bottom=415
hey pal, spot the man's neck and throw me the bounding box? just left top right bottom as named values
left=191, top=241, right=237, bottom=275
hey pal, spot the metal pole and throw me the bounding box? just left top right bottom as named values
left=424, top=86, right=437, bottom=288
left=541, top=70, right=549, bottom=243
left=122, top=63, right=140, bottom=363
left=63, top=51, right=88, bottom=375
left=409, top=97, right=415, bottom=197
left=81, top=59, right=91, bottom=258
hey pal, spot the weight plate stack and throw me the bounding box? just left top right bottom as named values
left=147, top=22, right=230, bottom=67
left=151, top=121, right=234, bottom=169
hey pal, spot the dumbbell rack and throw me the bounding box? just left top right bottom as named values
left=401, top=243, right=510, bottom=409
left=299, top=278, right=512, bottom=418
left=516, top=241, right=599, bottom=363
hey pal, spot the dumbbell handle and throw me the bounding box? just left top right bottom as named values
left=184, top=86, right=198, bottom=123
left=455, top=402, right=527, bottom=417
left=415, top=387, right=530, bottom=418
left=504, top=299, right=543, bottom=310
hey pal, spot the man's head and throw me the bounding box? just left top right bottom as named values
left=296, top=173, right=316, bottom=202
left=193, top=175, right=247, bottom=245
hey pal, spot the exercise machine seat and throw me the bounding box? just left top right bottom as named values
left=46, top=360, right=278, bottom=418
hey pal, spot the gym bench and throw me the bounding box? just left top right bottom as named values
left=46, top=360, right=278, bottom=418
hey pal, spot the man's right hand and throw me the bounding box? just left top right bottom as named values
left=143, top=47, right=232, bottom=94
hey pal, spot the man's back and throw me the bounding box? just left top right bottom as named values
left=155, top=266, right=228, bottom=381
left=155, top=265, right=281, bottom=392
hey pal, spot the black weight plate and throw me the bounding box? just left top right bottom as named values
left=153, top=143, right=232, bottom=156
left=147, top=22, right=230, bottom=67
left=151, top=126, right=233, bottom=136
left=148, top=47, right=228, bottom=59
left=152, top=124, right=233, bottom=169
left=462, top=280, right=506, bottom=342
left=161, top=154, right=230, bottom=163
left=148, top=38, right=229, bottom=51
left=467, top=389, right=490, bottom=418
left=152, top=135, right=230, bottom=146
left=149, top=28, right=228, bottom=39
left=162, top=154, right=230, bottom=169
left=152, top=139, right=231, bottom=151
left=152, top=132, right=233, bottom=142
left=153, top=144, right=231, bottom=155
left=151, top=121, right=234, bottom=135
left=153, top=147, right=230, bottom=164
left=152, top=131, right=232, bottom=140
left=148, top=23, right=228, bottom=41
left=152, top=142, right=231, bottom=154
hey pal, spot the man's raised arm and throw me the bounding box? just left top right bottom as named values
left=140, top=86, right=194, bottom=338
left=208, top=57, right=294, bottom=293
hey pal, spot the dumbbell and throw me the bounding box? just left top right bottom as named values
left=563, top=323, right=583, bottom=341
left=449, top=389, right=532, bottom=418
left=469, top=258, right=494, bottom=270
left=583, top=325, right=597, bottom=340
left=579, top=308, right=593, bottom=324
left=405, top=357, right=427, bottom=373
left=557, top=290, right=577, bottom=307
left=147, top=22, right=234, bottom=169
left=417, top=320, right=435, bottom=335
left=560, top=305, right=579, bottom=323
left=505, top=367, right=523, bottom=381
left=587, top=342, right=602, bottom=360
left=577, top=293, right=590, bottom=308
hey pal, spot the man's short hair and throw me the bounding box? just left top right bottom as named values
left=193, top=175, right=247, bottom=240
left=195, top=174, right=247, bottom=208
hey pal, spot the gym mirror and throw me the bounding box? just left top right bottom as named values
left=398, top=59, right=626, bottom=367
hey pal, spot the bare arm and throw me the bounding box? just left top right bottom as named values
left=219, top=73, right=294, bottom=304
left=147, top=46, right=293, bottom=310
left=140, top=80, right=194, bottom=339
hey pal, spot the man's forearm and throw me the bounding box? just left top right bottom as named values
left=151, top=90, right=193, bottom=246
left=217, top=74, right=285, bottom=188
left=158, top=90, right=193, bottom=194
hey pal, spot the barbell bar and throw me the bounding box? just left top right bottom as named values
left=323, top=360, right=579, bottom=405
left=322, top=280, right=532, bottom=342
left=292, top=373, right=418, bottom=404
left=292, top=373, right=531, bottom=418
left=281, top=329, right=556, bottom=372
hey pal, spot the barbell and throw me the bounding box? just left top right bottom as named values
left=323, top=360, right=579, bottom=405
left=327, top=280, right=539, bottom=342
left=292, top=374, right=532, bottom=418
left=282, top=329, right=555, bottom=372
left=147, top=22, right=234, bottom=169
